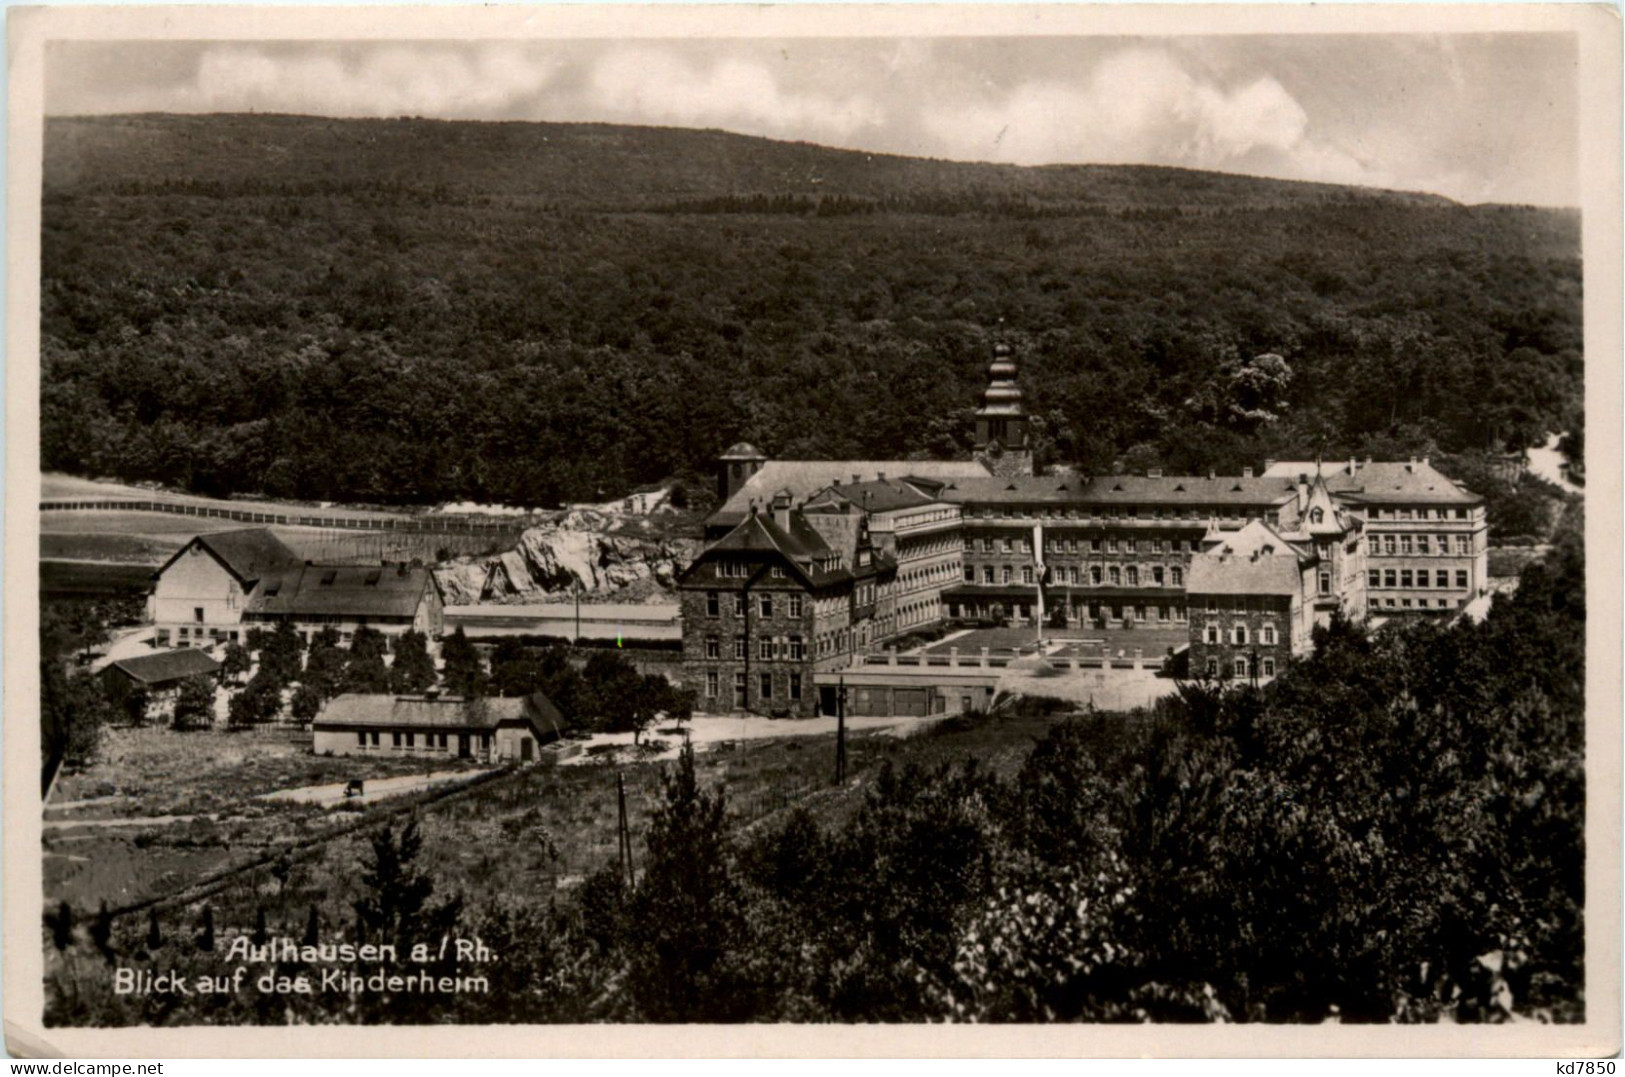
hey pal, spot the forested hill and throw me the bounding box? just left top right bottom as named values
left=42, top=113, right=1581, bottom=508
left=47, top=112, right=1459, bottom=211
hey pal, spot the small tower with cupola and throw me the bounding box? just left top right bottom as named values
left=972, top=342, right=1033, bottom=477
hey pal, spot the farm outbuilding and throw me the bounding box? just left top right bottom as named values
left=312, top=690, right=565, bottom=764
left=101, top=648, right=222, bottom=721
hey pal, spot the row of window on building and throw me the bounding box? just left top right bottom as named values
left=704, top=591, right=807, bottom=618
left=965, top=563, right=1188, bottom=587
left=703, top=669, right=804, bottom=701
left=1203, top=623, right=1281, bottom=646
left=970, top=534, right=1206, bottom=556
left=1205, top=655, right=1278, bottom=678
left=1369, top=568, right=1471, bottom=590
left=1369, top=534, right=1474, bottom=556
left=1367, top=506, right=1475, bottom=521
left=353, top=730, right=491, bottom=750
left=703, top=635, right=808, bottom=661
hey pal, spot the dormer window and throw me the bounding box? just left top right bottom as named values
left=1310, top=508, right=1324, bottom=524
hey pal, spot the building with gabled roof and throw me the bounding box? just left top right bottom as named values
left=312, top=689, right=563, bottom=763
left=148, top=527, right=445, bottom=650
left=101, top=647, right=222, bottom=723
left=148, top=528, right=303, bottom=649
left=679, top=488, right=897, bottom=717
left=243, top=562, right=443, bottom=642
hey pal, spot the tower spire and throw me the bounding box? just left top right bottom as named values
left=972, top=338, right=1033, bottom=478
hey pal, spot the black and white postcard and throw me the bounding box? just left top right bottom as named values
left=5, top=3, right=1620, bottom=1057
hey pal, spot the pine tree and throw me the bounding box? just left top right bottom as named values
left=44, top=900, right=73, bottom=953
left=197, top=905, right=215, bottom=952
left=146, top=907, right=163, bottom=951
left=390, top=630, right=437, bottom=694
left=440, top=627, right=487, bottom=699
left=302, top=905, right=320, bottom=947
left=626, top=744, right=752, bottom=1020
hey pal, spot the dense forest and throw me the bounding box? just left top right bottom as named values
left=42, top=114, right=1582, bottom=507
left=49, top=516, right=1585, bottom=1024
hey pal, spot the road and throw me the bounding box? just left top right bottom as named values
left=1525, top=432, right=1581, bottom=495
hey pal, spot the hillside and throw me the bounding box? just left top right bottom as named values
left=41, top=113, right=1582, bottom=507
left=46, top=112, right=1458, bottom=211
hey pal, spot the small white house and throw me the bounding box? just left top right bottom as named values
left=312, top=690, right=564, bottom=764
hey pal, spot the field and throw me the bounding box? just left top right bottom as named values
left=44, top=707, right=1073, bottom=931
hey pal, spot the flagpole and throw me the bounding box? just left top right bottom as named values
left=1033, top=521, right=1045, bottom=649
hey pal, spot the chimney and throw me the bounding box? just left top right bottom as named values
left=1146, top=467, right=1162, bottom=479
left=852, top=474, right=861, bottom=484
left=877, top=471, right=886, bottom=482
left=771, top=489, right=793, bottom=532
left=1297, top=474, right=1309, bottom=511
left=1349, top=457, right=1358, bottom=475
left=1242, top=466, right=1254, bottom=478
left=1263, top=458, right=1276, bottom=473
left=1207, top=468, right=1216, bottom=480
left=1407, top=456, right=1417, bottom=473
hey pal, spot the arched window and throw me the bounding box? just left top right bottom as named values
left=1260, top=624, right=1277, bottom=645
left=1310, top=507, right=1324, bottom=524
left=1090, top=566, right=1103, bottom=585
left=1232, top=624, right=1248, bottom=646
left=1205, top=624, right=1220, bottom=644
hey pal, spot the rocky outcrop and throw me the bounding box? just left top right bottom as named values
left=432, top=502, right=702, bottom=606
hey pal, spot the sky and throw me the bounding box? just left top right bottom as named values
left=45, top=34, right=1580, bottom=206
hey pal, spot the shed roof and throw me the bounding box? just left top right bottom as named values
left=106, top=648, right=222, bottom=686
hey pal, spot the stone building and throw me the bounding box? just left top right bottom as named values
left=678, top=490, right=896, bottom=716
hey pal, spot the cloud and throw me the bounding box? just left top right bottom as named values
left=176, top=44, right=558, bottom=119
left=584, top=47, right=883, bottom=142
left=920, top=46, right=1410, bottom=193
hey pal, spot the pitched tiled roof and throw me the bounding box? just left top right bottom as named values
left=709, top=459, right=992, bottom=528
left=246, top=563, right=433, bottom=619
left=804, top=478, right=941, bottom=514
left=1262, top=460, right=1481, bottom=504
left=154, top=528, right=301, bottom=586
left=314, top=690, right=563, bottom=734
left=941, top=474, right=1300, bottom=506
left=107, top=648, right=221, bottom=686
left=1187, top=521, right=1309, bottom=596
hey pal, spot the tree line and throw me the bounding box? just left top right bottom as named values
left=41, top=119, right=1581, bottom=509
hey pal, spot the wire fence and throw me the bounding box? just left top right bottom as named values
left=40, top=498, right=532, bottom=536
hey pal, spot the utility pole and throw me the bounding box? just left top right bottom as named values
left=616, top=770, right=635, bottom=889
left=834, top=675, right=848, bottom=785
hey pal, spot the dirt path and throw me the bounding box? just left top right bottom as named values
left=257, top=769, right=497, bottom=807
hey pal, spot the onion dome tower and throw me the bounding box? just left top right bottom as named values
left=972, top=342, right=1033, bottom=477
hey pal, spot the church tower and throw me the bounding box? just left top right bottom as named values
left=972, top=342, right=1033, bottom=477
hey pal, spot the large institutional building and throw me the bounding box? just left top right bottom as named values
left=678, top=344, right=1489, bottom=716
